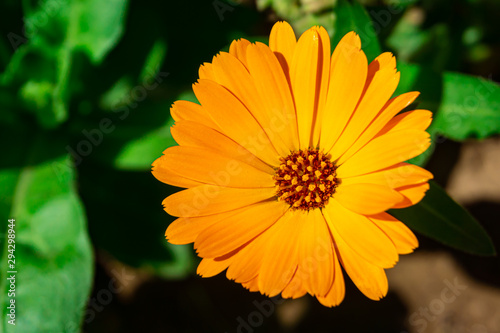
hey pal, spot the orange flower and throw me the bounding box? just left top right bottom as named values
left=152, top=21, right=433, bottom=306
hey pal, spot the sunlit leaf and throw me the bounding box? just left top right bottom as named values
left=432, top=72, right=500, bottom=141
left=0, top=132, right=93, bottom=332
left=72, top=0, right=128, bottom=64
left=396, top=62, right=500, bottom=166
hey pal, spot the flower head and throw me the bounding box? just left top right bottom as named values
left=152, top=21, right=433, bottom=306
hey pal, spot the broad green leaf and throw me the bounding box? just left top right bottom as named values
left=432, top=72, right=500, bottom=141
left=72, top=0, right=128, bottom=64
left=396, top=62, right=500, bottom=166
left=390, top=181, right=496, bottom=256
left=332, top=0, right=382, bottom=62
left=0, top=133, right=93, bottom=332
left=0, top=0, right=129, bottom=128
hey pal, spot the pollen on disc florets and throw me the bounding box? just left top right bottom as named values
left=274, top=148, right=338, bottom=211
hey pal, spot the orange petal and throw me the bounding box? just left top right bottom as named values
left=281, top=270, right=307, bottom=299
left=393, top=182, right=430, bottom=208
left=170, top=100, right=219, bottom=130
left=324, top=207, right=389, bottom=300
left=295, top=209, right=334, bottom=297
left=341, top=162, right=433, bottom=189
left=377, top=109, right=433, bottom=137
left=163, top=185, right=275, bottom=217
left=211, top=52, right=270, bottom=140
left=321, top=32, right=368, bottom=154
left=199, top=62, right=216, bottom=81
left=157, top=146, right=274, bottom=188
left=258, top=211, right=301, bottom=297
left=337, top=246, right=388, bottom=301
left=316, top=246, right=345, bottom=307
left=269, top=21, right=296, bottom=84
left=172, top=120, right=273, bottom=174
left=225, top=230, right=268, bottom=283
left=329, top=54, right=400, bottom=161
left=310, top=26, right=331, bottom=146
left=291, top=27, right=330, bottom=148
left=165, top=215, right=220, bottom=245
left=337, top=129, right=431, bottom=178
left=194, top=200, right=288, bottom=258
left=246, top=42, right=299, bottom=151
left=193, top=79, right=280, bottom=166
left=336, top=91, right=420, bottom=164
left=369, top=212, right=419, bottom=254
left=225, top=209, right=291, bottom=284
left=324, top=200, right=399, bottom=268
left=364, top=52, right=397, bottom=90
left=335, top=183, right=404, bottom=215
left=241, top=275, right=260, bottom=292
left=229, top=38, right=251, bottom=66
left=368, top=52, right=396, bottom=77
left=197, top=257, right=232, bottom=277
left=152, top=157, right=204, bottom=188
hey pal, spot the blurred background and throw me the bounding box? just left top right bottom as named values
left=1, top=0, right=500, bottom=332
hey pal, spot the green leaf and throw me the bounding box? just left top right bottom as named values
left=396, top=62, right=500, bottom=167
left=332, top=0, right=382, bottom=62
left=113, top=116, right=176, bottom=170
left=389, top=181, right=496, bottom=256
left=0, top=0, right=129, bottom=128
left=432, top=72, right=500, bottom=141
left=139, top=39, right=167, bottom=84
left=72, top=0, right=128, bottom=64
left=397, top=63, right=500, bottom=141
left=0, top=132, right=93, bottom=332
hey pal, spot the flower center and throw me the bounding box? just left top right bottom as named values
left=274, top=148, right=338, bottom=211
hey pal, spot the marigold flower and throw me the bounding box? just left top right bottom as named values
left=152, top=21, right=433, bottom=306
